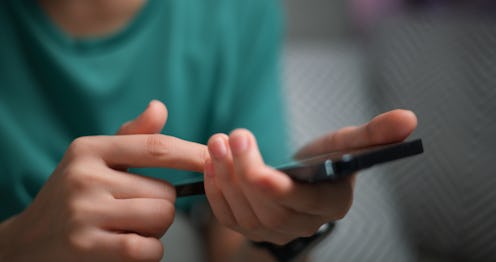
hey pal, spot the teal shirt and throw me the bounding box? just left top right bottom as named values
left=0, top=0, right=289, bottom=220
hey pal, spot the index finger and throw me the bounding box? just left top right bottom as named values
left=295, top=109, right=417, bottom=159
left=74, top=134, right=208, bottom=172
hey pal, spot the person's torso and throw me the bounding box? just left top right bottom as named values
left=0, top=0, right=281, bottom=219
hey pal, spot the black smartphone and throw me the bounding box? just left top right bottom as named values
left=175, top=139, right=424, bottom=197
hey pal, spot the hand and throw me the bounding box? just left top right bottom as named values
left=203, top=109, right=417, bottom=245
left=1, top=101, right=208, bottom=261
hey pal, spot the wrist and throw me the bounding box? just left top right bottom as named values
left=203, top=209, right=275, bottom=262
left=251, top=223, right=335, bottom=262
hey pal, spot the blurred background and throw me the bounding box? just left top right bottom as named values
left=281, top=0, right=496, bottom=261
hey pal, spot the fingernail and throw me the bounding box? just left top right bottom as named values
left=231, top=132, right=249, bottom=155
left=210, top=137, right=227, bottom=159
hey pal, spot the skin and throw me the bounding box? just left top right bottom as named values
left=38, top=0, right=146, bottom=37
left=204, top=110, right=417, bottom=257
left=0, top=100, right=417, bottom=261
left=0, top=101, right=209, bottom=261
left=1, top=1, right=419, bottom=261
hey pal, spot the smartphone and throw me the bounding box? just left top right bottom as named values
left=175, top=139, right=424, bottom=197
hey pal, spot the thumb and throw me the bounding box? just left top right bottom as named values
left=117, top=100, right=168, bottom=135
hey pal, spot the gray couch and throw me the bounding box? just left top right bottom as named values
left=290, top=11, right=496, bottom=262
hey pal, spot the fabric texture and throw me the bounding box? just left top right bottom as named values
left=367, top=13, right=496, bottom=261
left=283, top=42, right=415, bottom=262
left=0, top=0, right=289, bottom=219
left=283, top=11, right=496, bottom=262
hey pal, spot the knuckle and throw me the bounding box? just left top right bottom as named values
left=120, top=234, right=163, bottom=262
left=120, top=234, right=142, bottom=260
left=66, top=230, right=95, bottom=254
left=145, top=134, right=170, bottom=158
left=66, top=199, right=95, bottom=227
left=63, top=164, right=98, bottom=192
left=67, top=137, right=96, bottom=157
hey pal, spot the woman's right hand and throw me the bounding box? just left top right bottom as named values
left=0, top=101, right=208, bottom=261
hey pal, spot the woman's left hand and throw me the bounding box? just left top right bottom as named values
left=204, top=109, right=417, bottom=245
